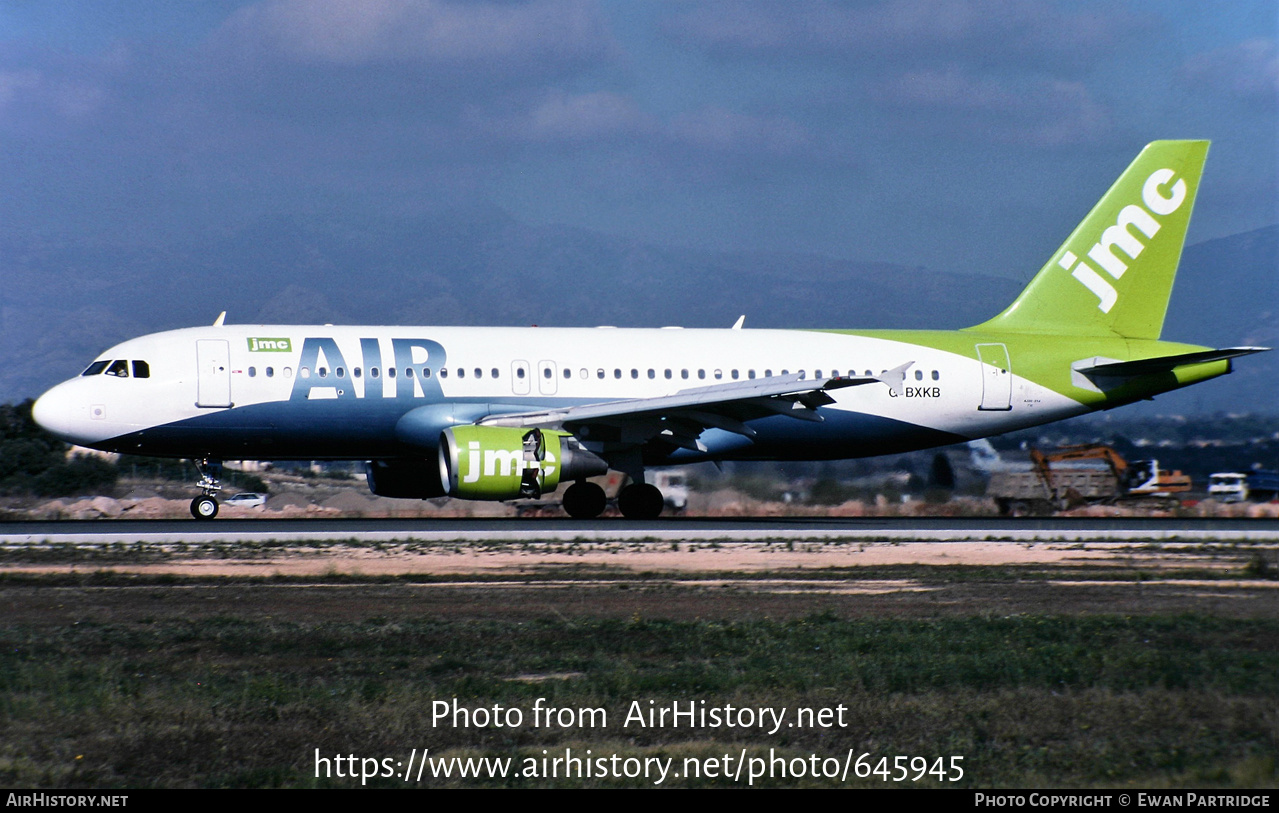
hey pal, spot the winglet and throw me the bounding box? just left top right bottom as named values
left=213, top=311, right=227, bottom=327
left=731, top=315, right=745, bottom=330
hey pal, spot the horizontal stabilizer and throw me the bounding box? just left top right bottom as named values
left=1075, top=347, right=1269, bottom=379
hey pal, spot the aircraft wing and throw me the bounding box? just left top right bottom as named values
left=478, top=364, right=913, bottom=451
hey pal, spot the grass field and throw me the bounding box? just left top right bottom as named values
left=1, top=537, right=1276, bottom=788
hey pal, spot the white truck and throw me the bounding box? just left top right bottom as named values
left=1208, top=471, right=1279, bottom=503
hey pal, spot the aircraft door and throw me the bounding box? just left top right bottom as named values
left=538, top=360, right=558, bottom=395
left=976, top=343, right=1012, bottom=411
left=511, top=360, right=530, bottom=395
left=196, top=339, right=233, bottom=408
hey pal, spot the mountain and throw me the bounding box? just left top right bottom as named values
left=1, top=212, right=1274, bottom=415
left=1156, top=224, right=1278, bottom=415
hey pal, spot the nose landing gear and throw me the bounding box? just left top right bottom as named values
left=189, top=459, right=223, bottom=520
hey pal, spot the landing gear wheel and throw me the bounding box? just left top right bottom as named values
left=618, top=483, right=664, bottom=520
left=563, top=481, right=606, bottom=519
left=191, top=495, right=219, bottom=520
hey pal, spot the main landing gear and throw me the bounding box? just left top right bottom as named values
left=560, top=480, right=665, bottom=519
left=190, top=459, right=222, bottom=520
left=617, top=482, right=664, bottom=520
left=562, top=481, right=607, bottom=519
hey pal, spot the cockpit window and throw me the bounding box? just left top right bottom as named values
left=105, top=360, right=130, bottom=377
left=81, top=360, right=110, bottom=376
left=132, top=360, right=150, bottom=379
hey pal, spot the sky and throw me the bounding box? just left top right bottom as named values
left=0, top=0, right=1275, bottom=282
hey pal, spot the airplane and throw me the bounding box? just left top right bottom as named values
left=31, top=140, right=1268, bottom=519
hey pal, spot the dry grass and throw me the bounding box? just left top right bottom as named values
left=1, top=538, right=1277, bottom=788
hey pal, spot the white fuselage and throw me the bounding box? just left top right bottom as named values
left=33, top=323, right=1084, bottom=464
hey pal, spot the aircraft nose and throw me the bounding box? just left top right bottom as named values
left=32, top=382, right=90, bottom=444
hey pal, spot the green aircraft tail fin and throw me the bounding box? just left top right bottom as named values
left=971, top=140, right=1209, bottom=340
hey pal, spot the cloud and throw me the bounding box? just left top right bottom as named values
left=471, top=89, right=816, bottom=164
left=665, top=0, right=1144, bottom=73
left=522, top=91, right=654, bottom=142
left=0, top=70, right=41, bottom=112
left=214, top=0, right=617, bottom=72
left=1183, top=38, right=1279, bottom=102
left=0, top=67, right=110, bottom=132
left=667, top=106, right=813, bottom=156
left=874, top=69, right=1110, bottom=146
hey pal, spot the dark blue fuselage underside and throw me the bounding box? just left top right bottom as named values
left=92, top=397, right=966, bottom=463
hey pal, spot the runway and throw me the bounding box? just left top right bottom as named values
left=4, top=515, right=1279, bottom=545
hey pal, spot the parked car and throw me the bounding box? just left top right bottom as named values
left=223, top=492, right=267, bottom=508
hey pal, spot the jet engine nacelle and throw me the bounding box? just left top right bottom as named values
left=438, top=425, right=607, bottom=500
left=365, top=459, right=447, bottom=499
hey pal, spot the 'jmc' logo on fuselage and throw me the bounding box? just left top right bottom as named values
left=247, top=337, right=293, bottom=352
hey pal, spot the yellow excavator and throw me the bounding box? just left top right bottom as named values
left=992, top=444, right=1191, bottom=515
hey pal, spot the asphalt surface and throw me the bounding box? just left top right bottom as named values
left=4, top=515, right=1279, bottom=543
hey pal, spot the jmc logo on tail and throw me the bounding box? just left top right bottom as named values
left=1063, top=167, right=1188, bottom=313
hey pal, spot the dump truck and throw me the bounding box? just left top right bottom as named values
left=989, top=445, right=1191, bottom=515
